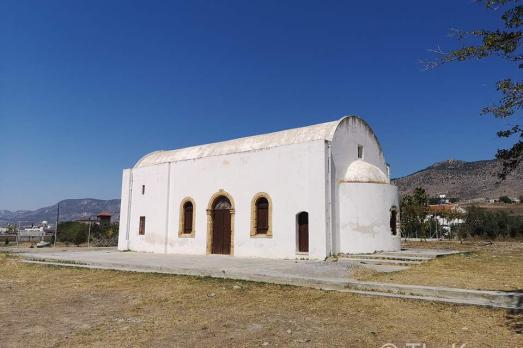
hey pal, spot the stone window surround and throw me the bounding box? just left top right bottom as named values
left=250, top=192, right=273, bottom=238
left=178, top=197, right=196, bottom=238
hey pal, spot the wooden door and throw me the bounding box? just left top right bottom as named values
left=212, top=197, right=232, bottom=255
left=297, top=212, right=309, bottom=253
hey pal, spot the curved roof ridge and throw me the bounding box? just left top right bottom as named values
left=134, top=116, right=352, bottom=168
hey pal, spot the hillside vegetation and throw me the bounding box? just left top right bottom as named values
left=393, top=159, right=522, bottom=201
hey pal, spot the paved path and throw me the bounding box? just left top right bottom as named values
left=7, top=248, right=357, bottom=288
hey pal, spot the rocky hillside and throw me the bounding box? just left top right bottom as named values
left=392, top=159, right=523, bottom=200
left=0, top=199, right=120, bottom=225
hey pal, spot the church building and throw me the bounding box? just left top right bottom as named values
left=118, top=116, right=400, bottom=259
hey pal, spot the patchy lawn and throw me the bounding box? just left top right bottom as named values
left=0, top=253, right=521, bottom=347
left=354, top=240, right=523, bottom=291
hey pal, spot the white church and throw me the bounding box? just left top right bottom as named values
left=118, top=115, right=400, bottom=260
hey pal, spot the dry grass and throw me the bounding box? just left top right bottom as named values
left=0, top=253, right=521, bottom=347
left=355, top=240, right=523, bottom=291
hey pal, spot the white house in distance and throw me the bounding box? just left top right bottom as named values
left=118, top=115, right=400, bottom=260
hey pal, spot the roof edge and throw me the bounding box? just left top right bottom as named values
left=334, top=115, right=384, bottom=155
left=133, top=116, right=385, bottom=169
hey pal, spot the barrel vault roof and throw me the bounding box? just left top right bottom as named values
left=135, top=116, right=360, bottom=168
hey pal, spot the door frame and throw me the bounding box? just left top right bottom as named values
left=206, top=190, right=235, bottom=255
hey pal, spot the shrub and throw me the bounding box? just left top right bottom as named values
left=460, top=206, right=523, bottom=240
left=57, top=222, right=88, bottom=246
left=499, top=196, right=512, bottom=204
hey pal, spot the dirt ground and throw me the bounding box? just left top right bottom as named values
left=0, top=253, right=521, bottom=347
left=355, top=240, right=523, bottom=291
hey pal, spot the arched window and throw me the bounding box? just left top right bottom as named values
left=255, top=197, right=269, bottom=234
left=390, top=207, right=398, bottom=235
left=183, top=201, right=193, bottom=233
left=179, top=198, right=195, bottom=237
left=250, top=193, right=272, bottom=237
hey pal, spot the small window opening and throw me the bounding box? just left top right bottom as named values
left=357, top=145, right=364, bottom=159
left=390, top=209, right=397, bottom=236
left=139, top=216, right=146, bottom=235
left=142, top=185, right=145, bottom=195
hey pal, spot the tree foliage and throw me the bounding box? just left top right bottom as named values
left=499, top=195, right=513, bottom=203
left=57, top=221, right=118, bottom=246
left=400, top=187, right=429, bottom=237
left=458, top=205, right=523, bottom=239
left=424, top=0, right=522, bottom=179
left=58, top=221, right=88, bottom=246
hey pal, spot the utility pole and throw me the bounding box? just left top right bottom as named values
left=87, top=217, right=92, bottom=248
left=54, top=203, right=59, bottom=247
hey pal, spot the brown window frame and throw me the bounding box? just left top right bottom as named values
left=183, top=201, right=193, bottom=234
left=255, top=197, right=269, bottom=234
left=139, top=216, right=146, bottom=235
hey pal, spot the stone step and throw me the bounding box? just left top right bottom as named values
left=339, top=258, right=422, bottom=266
left=341, top=289, right=515, bottom=308
left=382, top=253, right=439, bottom=258
left=340, top=254, right=433, bottom=262
left=344, top=280, right=522, bottom=309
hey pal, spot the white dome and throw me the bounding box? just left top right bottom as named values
left=344, top=159, right=389, bottom=184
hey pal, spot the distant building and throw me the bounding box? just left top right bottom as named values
left=97, top=211, right=112, bottom=226
left=427, top=204, right=465, bottom=235
left=437, top=194, right=450, bottom=204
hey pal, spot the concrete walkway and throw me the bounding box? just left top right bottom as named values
left=4, top=247, right=521, bottom=309
left=7, top=248, right=357, bottom=288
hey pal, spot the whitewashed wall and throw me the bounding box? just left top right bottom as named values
left=117, top=169, right=131, bottom=250
left=119, top=140, right=329, bottom=259
left=330, top=116, right=392, bottom=255
left=124, top=163, right=171, bottom=253
left=338, top=183, right=400, bottom=254
left=331, top=117, right=387, bottom=177
left=118, top=115, right=401, bottom=259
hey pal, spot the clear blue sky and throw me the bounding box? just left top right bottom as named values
left=0, top=1, right=518, bottom=210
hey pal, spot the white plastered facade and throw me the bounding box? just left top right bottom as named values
left=118, top=116, right=400, bottom=259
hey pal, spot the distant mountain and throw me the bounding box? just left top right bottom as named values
left=0, top=199, right=120, bottom=226
left=393, top=159, right=523, bottom=200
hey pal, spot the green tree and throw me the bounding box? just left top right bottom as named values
left=459, top=205, right=522, bottom=240
left=499, top=195, right=513, bottom=203
left=57, top=221, right=88, bottom=246
left=424, top=0, right=522, bottom=179
left=6, top=224, right=16, bottom=234
left=400, top=187, right=429, bottom=238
